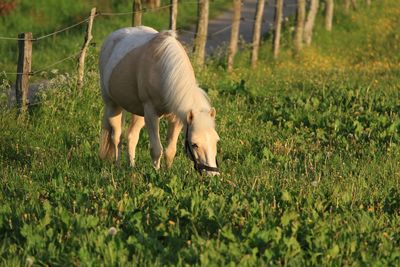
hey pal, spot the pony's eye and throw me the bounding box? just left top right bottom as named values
left=191, top=143, right=198, bottom=149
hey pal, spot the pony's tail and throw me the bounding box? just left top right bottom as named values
left=99, top=114, right=115, bottom=161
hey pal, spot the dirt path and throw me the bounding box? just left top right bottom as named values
left=178, top=0, right=297, bottom=55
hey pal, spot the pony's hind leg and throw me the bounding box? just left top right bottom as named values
left=144, top=104, right=163, bottom=170
left=164, top=115, right=183, bottom=168
left=99, top=102, right=123, bottom=162
left=127, top=114, right=145, bottom=167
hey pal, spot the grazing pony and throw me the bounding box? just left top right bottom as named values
left=99, top=26, right=220, bottom=175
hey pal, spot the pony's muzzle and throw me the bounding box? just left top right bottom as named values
left=195, top=164, right=220, bottom=176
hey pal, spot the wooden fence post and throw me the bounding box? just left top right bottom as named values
left=147, top=0, right=160, bottom=9
left=227, top=0, right=241, bottom=72
left=15, top=32, right=32, bottom=112
left=294, top=0, right=305, bottom=54
left=77, top=7, right=96, bottom=91
left=344, top=0, right=349, bottom=14
left=273, top=0, right=283, bottom=59
left=169, top=0, right=178, bottom=31
left=133, top=0, right=142, bottom=26
left=303, top=0, right=319, bottom=45
left=325, top=0, right=334, bottom=31
left=193, top=0, right=209, bottom=67
left=251, top=0, right=265, bottom=69
left=351, top=0, right=357, bottom=10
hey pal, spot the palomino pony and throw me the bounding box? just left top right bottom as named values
left=99, top=26, right=220, bottom=175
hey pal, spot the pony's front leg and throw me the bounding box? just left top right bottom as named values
left=127, top=114, right=145, bottom=167
left=144, top=104, right=163, bottom=170
left=165, top=115, right=183, bottom=168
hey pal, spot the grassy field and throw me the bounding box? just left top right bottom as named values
left=0, top=0, right=230, bottom=78
left=1, top=0, right=400, bottom=266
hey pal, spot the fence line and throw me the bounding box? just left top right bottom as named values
left=0, top=0, right=225, bottom=41
left=1, top=1, right=259, bottom=76
left=0, top=1, right=197, bottom=41
left=0, top=0, right=321, bottom=52
left=0, top=2, right=179, bottom=76
left=0, top=0, right=293, bottom=42
left=0, top=1, right=295, bottom=68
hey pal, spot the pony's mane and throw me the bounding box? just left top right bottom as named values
left=153, top=31, right=211, bottom=123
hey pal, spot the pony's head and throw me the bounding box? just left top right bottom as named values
left=185, top=108, right=220, bottom=176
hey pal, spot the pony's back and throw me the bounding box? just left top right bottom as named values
left=99, top=26, right=158, bottom=93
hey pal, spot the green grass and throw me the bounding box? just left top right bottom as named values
left=0, top=0, right=230, bottom=79
left=1, top=0, right=400, bottom=266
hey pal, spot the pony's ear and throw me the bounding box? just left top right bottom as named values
left=209, top=107, right=216, bottom=118
left=187, top=110, right=194, bottom=124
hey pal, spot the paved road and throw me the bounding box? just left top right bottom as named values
left=178, top=0, right=298, bottom=55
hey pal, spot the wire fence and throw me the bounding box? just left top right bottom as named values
left=0, top=1, right=199, bottom=76
left=1, top=1, right=300, bottom=77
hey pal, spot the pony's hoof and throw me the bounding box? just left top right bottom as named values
left=153, top=161, right=161, bottom=170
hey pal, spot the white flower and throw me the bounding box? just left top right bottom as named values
left=108, top=227, right=118, bottom=236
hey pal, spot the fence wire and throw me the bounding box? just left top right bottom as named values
left=1, top=1, right=299, bottom=76
left=0, top=2, right=175, bottom=41
left=0, top=1, right=299, bottom=41
left=0, top=0, right=239, bottom=40
left=2, top=51, right=81, bottom=76
left=99, top=4, right=172, bottom=16
left=0, top=17, right=91, bottom=41
left=33, top=51, right=82, bottom=74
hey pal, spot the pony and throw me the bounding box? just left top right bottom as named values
left=98, top=26, right=220, bottom=175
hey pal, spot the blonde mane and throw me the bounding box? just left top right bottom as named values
left=154, top=31, right=211, bottom=123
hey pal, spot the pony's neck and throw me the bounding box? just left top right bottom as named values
left=154, top=33, right=211, bottom=122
